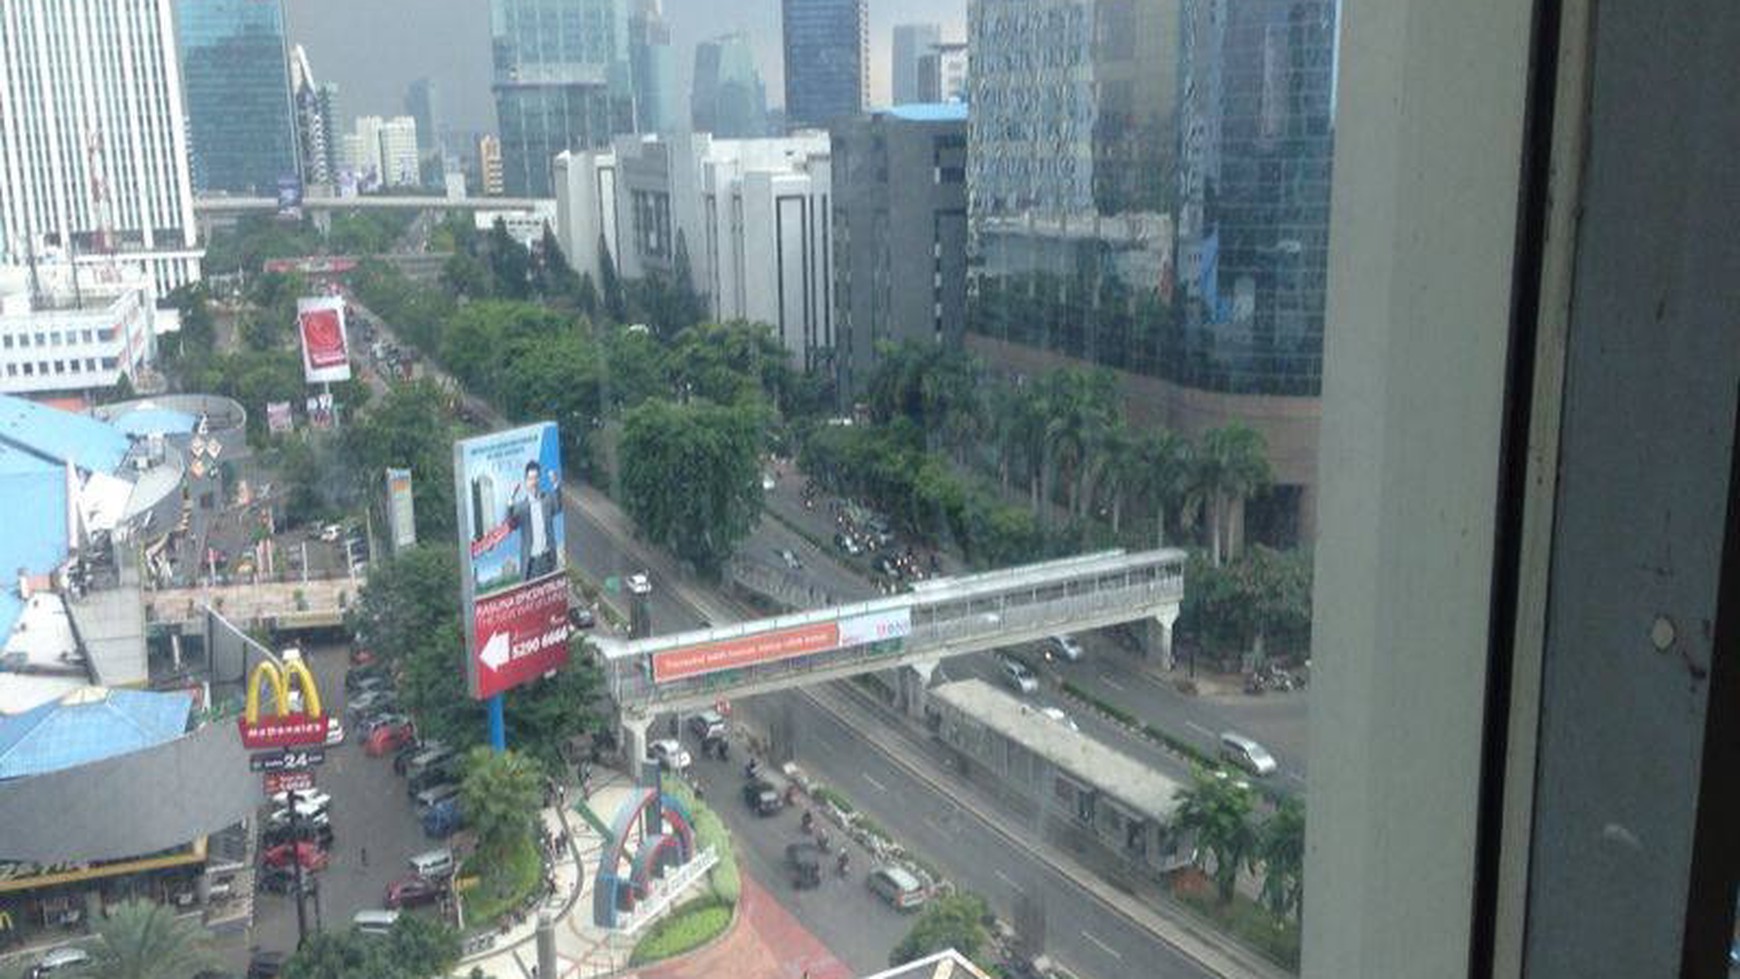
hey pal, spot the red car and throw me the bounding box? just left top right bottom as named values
left=384, top=874, right=444, bottom=909
left=349, top=647, right=376, bottom=667
left=262, top=841, right=328, bottom=872
left=364, top=721, right=416, bottom=757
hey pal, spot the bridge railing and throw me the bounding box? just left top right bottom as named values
left=605, top=557, right=1183, bottom=709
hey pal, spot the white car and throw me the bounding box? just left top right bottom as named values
left=325, top=718, right=346, bottom=746
left=270, top=788, right=331, bottom=811
left=267, top=803, right=331, bottom=829
left=31, top=946, right=92, bottom=977
left=319, top=524, right=343, bottom=542
left=1038, top=706, right=1080, bottom=732
left=1000, top=658, right=1039, bottom=695
left=1046, top=634, right=1085, bottom=662
left=649, top=738, right=692, bottom=771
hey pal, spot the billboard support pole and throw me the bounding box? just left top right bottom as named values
left=487, top=693, right=506, bottom=752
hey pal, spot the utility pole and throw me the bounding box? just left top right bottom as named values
left=289, top=787, right=309, bottom=947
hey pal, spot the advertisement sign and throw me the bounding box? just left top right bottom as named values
left=652, top=608, right=912, bottom=683
left=296, top=296, right=352, bottom=384
left=236, top=656, right=331, bottom=749
left=454, top=423, right=571, bottom=699
left=266, top=401, right=294, bottom=434
left=276, top=174, right=303, bottom=219
left=249, top=748, right=325, bottom=773
left=264, top=770, right=315, bottom=795
left=385, top=468, right=417, bottom=552
left=305, top=393, right=335, bottom=430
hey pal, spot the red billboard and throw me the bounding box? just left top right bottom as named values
left=454, top=423, right=572, bottom=699
left=297, top=296, right=352, bottom=383
left=264, top=771, right=315, bottom=795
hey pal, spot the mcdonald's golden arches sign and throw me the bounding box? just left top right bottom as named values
left=237, top=657, right=331, bottom=749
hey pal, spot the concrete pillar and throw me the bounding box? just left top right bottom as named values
left=1143, top=607, right=1181, bottom=671
left=537, top=911, right=557, bottom=977
left=619, top=709, right=653, bottom=780
left=899, top=660, right=937, bottom=718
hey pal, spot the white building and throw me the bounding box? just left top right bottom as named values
left=473, top=202, right=559, bottom=250
left=0, top=263, right=160, bottom=398
left=378, top=117, right=421, bottom=188
left=555, top=132, right=834, bottom=368
left=0, top=0, right=203, bottom=296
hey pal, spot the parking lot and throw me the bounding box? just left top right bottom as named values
left=249, top=643, right=443, bottom=958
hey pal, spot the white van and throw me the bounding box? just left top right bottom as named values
left=409, top=848, right=455, bottom=879
left=413, top=783, right=461, bottom=812
left=1219, top=731, right=1280, bottom=777
left=352, top=909, right=399, bottom=936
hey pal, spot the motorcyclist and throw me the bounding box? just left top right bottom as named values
left=800, top=809, right=814, bottom=833
left=836, top=851, right=850, bottom=877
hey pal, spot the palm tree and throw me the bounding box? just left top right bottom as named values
left=460, top=747, right=544, bottom=859
left=1086, top=423, right=1138, bottom=535
left=1255, top=797, right=1306, bottom=920
left=1193, top=424, right=1273, bottom=566
left=86, top=898, right=215, bottom=979
left=1173, top=769, right=1257, bottom=905
left=1136, top=430, right=1194, bottom=547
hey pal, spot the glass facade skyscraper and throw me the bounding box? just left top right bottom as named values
left=691, top=34, right=770, bottom=138
left=781, top=0, right=868, bottom=129
left=174, top=0, right=299, bottom=195
left=491, top=0, right=634, bottom=198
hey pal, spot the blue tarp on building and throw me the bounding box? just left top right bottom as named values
left=108, top=408, right=198, bottom=439
left=0, top=688, right=193, bottom=780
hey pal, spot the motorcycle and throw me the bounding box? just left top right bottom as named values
left=800, top=810, right=814, bottom=834
left=836, top=852, right=850, bottom=878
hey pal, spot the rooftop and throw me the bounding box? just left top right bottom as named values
left=861, top=950, right=993, bottom=979
left=885, top=103, right=970, bottom=123
left=0, top=394, right=131, bottom=474
left=0, top=687, right=192, bottom=780
left=932, top=678, right=1187, bottom=820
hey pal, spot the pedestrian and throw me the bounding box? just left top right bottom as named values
left=359, top=846, right=368, bottom=868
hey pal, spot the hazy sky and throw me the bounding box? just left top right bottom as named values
left=283, top=0, right=967, bottom=137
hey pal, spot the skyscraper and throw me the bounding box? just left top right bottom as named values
left=290, top=46, right=338, bottom=186
left=891, top=23, right=941, bottom=105
left=917, top=41, right=970, bottom=103
left=175, top=0, right=299, bottom=195
left=490, top=0, right=634, bottom=197
left=692, top=35, right=770, bottom=139
left=629, top=0, right=681, bottom=132
left=781, top=0, right=868, bottom=129
left=405, top=78, right=443, bottom=158
left=0, top=0, right=201, bottom=293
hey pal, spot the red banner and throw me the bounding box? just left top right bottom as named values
left=264, top=771, right=315, bottom=795
left=653, top=622, right=841, bottom=683
left=299, top=307, right=346, bottom=367
left=238, top=714, right=330, bottom=750
left=469, top=575, right=572, bottom=699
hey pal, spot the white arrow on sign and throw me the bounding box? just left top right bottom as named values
left=479, top=631, right=511, bottom=672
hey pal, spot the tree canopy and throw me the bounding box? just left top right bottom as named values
left=280, top=913, right=460, bottom=979
left=620, top=398, right=766, bottom=574
left=889, top=891, right=993, bottom=968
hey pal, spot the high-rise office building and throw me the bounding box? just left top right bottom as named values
left=916, top=41, right=970, bottom=103
left=891, top=23, right=942, bottom=105
left=832, top=104, right=969, bottom=399
left=290, top=46, right=339, bottom=186
left=405, top=78, right=443, bottom=158
left=377, top=118, right=422, bottom=188
left=629, top=0, right=681, bottom=132
left=0, top=0, right=201, bottom=294
left=691, top=34, right=770, bottom=138
left=175, top=0, right=298, bottom=196
left=782, top=0, right=868, bottom=129
left=1175, top=0, right=1337, bottom=397
left=490, top=0, right=634, bottom=197
left=479, top=135, right=506, bottom=196
left=965, top=0, right=1336, bottom=543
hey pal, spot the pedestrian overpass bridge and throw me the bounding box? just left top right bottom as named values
left=595, top=549, right=1186, bottom=731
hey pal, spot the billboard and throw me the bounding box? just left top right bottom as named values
left=454, top=423, right=571, bottom=699
left=266, top=401, right=294, bottom=434
left=236, top=656, right=330, bottom=749
left=385, top=467, right=417, bottom=552
left=297, top=296, right=352, bottom=384
left=652, top=608, right=911, bottom=683
left=276, top=174, right=303, bottom=219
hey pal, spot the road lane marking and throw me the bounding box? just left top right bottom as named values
left=1098, top=673, right=1127, bottom=691
left=1288, top=772, right=1307, bottom=785
left=863, top=773, right=887, bottom=792
left=1082, top=930, right=1123, bottom=960
left=994, top=869, right=1018, bottom=887
left=1185, top=721, right=1215, bottom=738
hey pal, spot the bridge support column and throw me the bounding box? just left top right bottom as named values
left=897, top=660, right=938, bottom=718
left=1142, top=607, right=1181, bottom=671
left=618, top=709, right=653, bottom=781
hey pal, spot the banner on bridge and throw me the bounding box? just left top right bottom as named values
left=651, top=608, right=910, bottom=683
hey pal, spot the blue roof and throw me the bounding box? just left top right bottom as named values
left=0, top=395, right=130, bottom=474
left=0, top=688, right=192, bottom=779
left=886, top=102, right=969, bottom=123
left=108, top=408, right=197, bottom=439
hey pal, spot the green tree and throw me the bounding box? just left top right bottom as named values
left=280, top=914, right=460, bottom=979
left=486, top=219, right=531, bottom=299
left=889, top=892, right=992, bottom=968
left=1191, top=423, right=1273, bottom=565
left=575, top=272, right=601, bottom=317
left=1174, top=768, right=1258, bottom=904
left=460, top=747, right=544, bottom=860
left=598, top=233, right=627, bottom=323
left=620, top=399, right=765, bottom=574
left=503, top=645, right=606, bottom=773
left=340, top=380, right=459, bottom=540
left=1256, top=797, right=1306, bottom=920
left=85, top=898, right=215, bottom=979
left=534, top=225, right=583, bottom=300
left=441, top=250, right=492, bottom=299
left=1135, top=429, right=1194, bottom=547
left=664, top=320, right=786, bottom=407
left=353, top=545, right=460, bottom=666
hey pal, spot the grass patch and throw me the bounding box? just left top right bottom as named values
left=664, top=781, right=739, bottom=905
left=812, top=785, right=856, bottom=815
left=1175, top=881, right=1301, bottom=971
left=628, top=896, right=732, bottom=966
left=459, top=832, right=542, bottom=931
left=1143, top=723, right=1214, bottom=768
left=1061, top=679, right=1140, bottom=727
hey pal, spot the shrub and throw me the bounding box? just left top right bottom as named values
left=627, top=897, right=732, bottom=965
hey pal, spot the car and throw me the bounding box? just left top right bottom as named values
left=384, top=873, right=445, bottom=909
left=324, top=718, right=346, bottom=746
left=742, top=778, right=782, bottom=816
left=775, top=548, right=802, bottom=570
left=1046, top=634, right=1085, bottom=662
left=365, top=721, right=416, bottom=756
left=392, top=739, right=430, bottom=774
left=267, top=802, right=330, bottom=829
left=269, top=788, right=331, bottom=811
left=262, top=822, right=334, bottom=849
left=648, top=738, right=691, bottom=771
left=833, top=532, right=863, bottom=556
left=262, top=841, right=328, bottom=872
left=247, top=950, right=288, bottom=979
left=257, top=866, right=320, bottom=895
left=359, top=712, right=411, bottom=736
left=1038, top=706, right=1080, bottom=732
left=626, top=572, right=651, bottom=595
left=344, top=670, right=391, bottom=695
left=406, top=764, right=460, bottom=798
left=319, top=524, right=342, bottom=542
left=688, top=709, right=728, bottom=742
left=349, top=646, right=376, bottom=667
left=1000, top=657, right=1039, bottom=695
left=867, top=865, right=930, bottom=911
left=568, top=605, right=596, bottom=629
left=786, top=842, right=823, bottom=890
left=30, top=946, right=92, bottom=977
left=1219, top=731, right=1280, bottom=777
left=347, top=689, right=397, bottom=715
